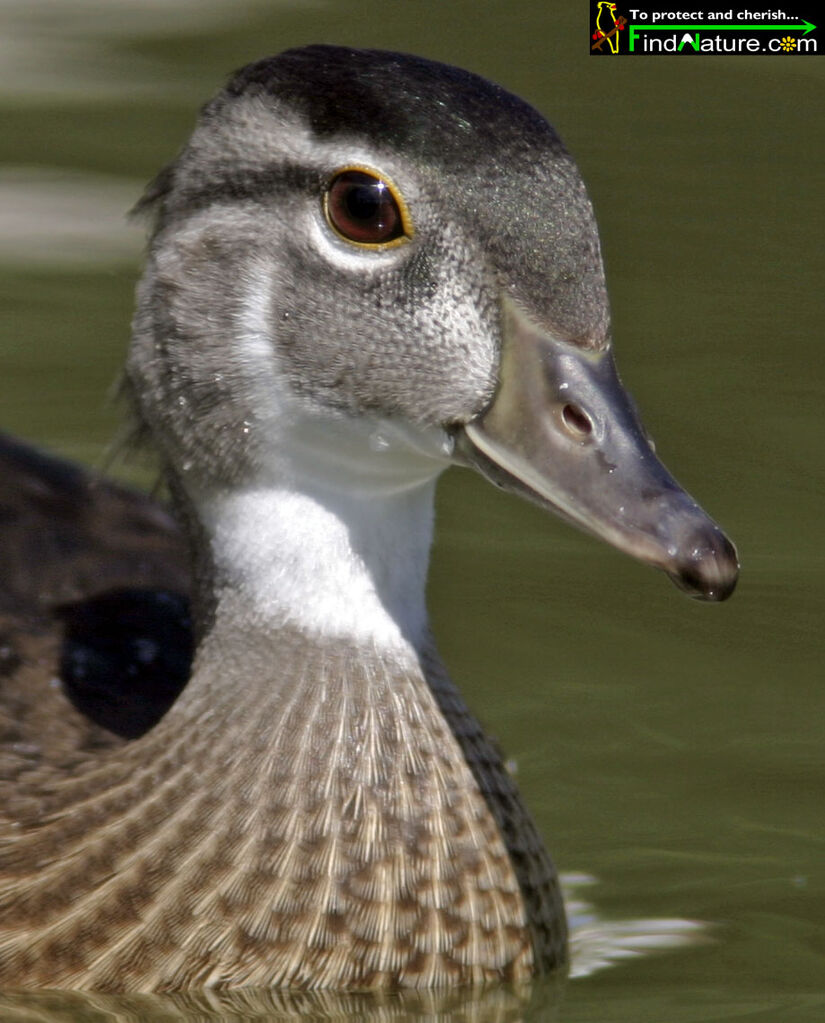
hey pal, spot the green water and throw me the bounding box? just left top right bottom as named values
left=1, top=1, right=823, bottom=1020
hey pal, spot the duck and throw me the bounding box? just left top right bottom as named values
left=0, top=45, right=738, bottom=992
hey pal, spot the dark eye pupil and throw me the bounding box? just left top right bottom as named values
left=326, top=170, right=406, bottom=245
left=344, top=183, right=382, bottom=222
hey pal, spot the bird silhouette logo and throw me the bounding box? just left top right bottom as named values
left=592, top=2, right=627, bottom=53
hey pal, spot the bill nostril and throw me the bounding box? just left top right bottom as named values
left=561, top=402, right=593, bottom=439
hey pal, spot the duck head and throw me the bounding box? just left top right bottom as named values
left=128, top=45, right=737, bottom=606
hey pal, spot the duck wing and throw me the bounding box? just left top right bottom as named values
left=0, top=433, right=192, bottom=786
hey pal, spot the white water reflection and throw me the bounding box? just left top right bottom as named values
left=0, top=168, right=143, bottom=266
left=0, top=0, right=323, bottom=99
left=563, top=872, right=710, bottom=979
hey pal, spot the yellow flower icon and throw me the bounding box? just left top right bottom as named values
left=779, top=36, right=796, bottom=51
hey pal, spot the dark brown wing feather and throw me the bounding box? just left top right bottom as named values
left=0, top=432, right=192, bottom=778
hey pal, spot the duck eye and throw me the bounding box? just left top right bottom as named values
left=324, top=169, right=409, bottom=246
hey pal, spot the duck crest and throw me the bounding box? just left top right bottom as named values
left=1, top=618, right=564, bottom=989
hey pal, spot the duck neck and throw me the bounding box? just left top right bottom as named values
left=186, top=469, right=437, bottom=665
left=167, top=399, right=457, bottom=661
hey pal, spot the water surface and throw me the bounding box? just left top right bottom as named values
left=1, top=1, right=823, bottom=1020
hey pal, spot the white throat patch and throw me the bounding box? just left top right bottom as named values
left=194, top=260, right=453, bottom=654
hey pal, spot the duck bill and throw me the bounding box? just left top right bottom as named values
left=455, top=299, right=738, bottom=601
